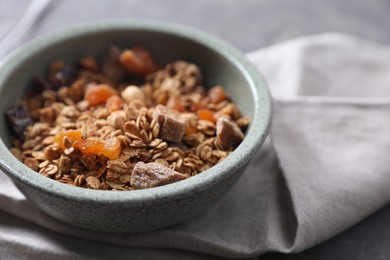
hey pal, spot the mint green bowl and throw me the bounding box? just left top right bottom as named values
left=0, top=20, right=271, bottom=233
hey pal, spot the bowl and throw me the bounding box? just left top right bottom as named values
left=0, top=20, right=271, bottom=233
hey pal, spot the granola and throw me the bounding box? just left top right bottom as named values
left=6, top=45, right=250, bottom=190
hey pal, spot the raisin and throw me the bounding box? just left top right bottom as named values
left=51, top=66, right=78, bottom=88
left=5, top=102, right=33, bottom=139
left=24, top=77, right=52, bottom=97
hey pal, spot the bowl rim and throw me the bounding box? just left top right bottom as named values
left=0, top=19, right=271, bottom=204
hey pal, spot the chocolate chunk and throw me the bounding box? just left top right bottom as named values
left=101, top=45, right=127, bottom=82
left=5, top=102, right=33, bottom=139
left=153, top=105, right=185, bottom=142
left=130, top=162, right=187, bottom=189
left=216, top=116, right=245, bottom=150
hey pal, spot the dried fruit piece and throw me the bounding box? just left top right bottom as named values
left=54, top=130, right=83, bottom=150
left=197, top=109, right=216, bottom=124
left=78, top=138, right=104, bottom=156
left=84, top=83, right=116, bottom=106
left=78, top=137, right=121, bottom=160
left=216, top=116, right=245, bottom=150
left=209, top=86, right=227, bottom=104
left=101, top=137, right=122, bottom=160
left=54, top=130, right=121, bottom=160
left=130, top=162, right=187, bottom=189
left=5, top=102, right=33, bottom=139
left=105, top=95, right=123, bottom=111
left=153, top=105, right=186, bottom=142
left=119, top=46, right=158, bottom=76
left=52, top=66, right=78, bottom=87
left=24, top=77, right=52, bottom=97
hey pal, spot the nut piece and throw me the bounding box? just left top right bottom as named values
left=121, top=85, right=145, bottom=104
left=153, top=105, right=185, bottom=142
left=130, top=162, right=187, bottom=189
left=216, top=116, right=244, bottom=150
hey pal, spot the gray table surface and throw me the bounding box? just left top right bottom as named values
left=1, top=0, right=390, bottom=259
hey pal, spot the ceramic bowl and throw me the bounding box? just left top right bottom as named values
left=0, top=20, right=271, bottom=233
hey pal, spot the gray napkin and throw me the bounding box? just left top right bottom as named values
left=249, top=33, right=390, bottom=252
left=1, top=26, right=390, bottom=259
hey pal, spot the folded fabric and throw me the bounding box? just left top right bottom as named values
left=1, top=32, right=390, bottom=259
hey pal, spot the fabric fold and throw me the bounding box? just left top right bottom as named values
left=271, top=99, right=390, bottom=251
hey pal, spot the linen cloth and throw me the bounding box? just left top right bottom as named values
left=1, top=24, right=390, bottom=259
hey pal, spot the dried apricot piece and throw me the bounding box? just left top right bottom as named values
left=79, top=137, right=121, bottom=160
left=84, top=83, right=116, bottom=106
left=209, top=86, right=226, bottom=104
left=102, top=137, right=121, bottom=160
left=79, top=138, right=104, bottom=157
left=119, top=46, right=158, bottom=76
left=197, top=109, right=216, bottom=124
left=54, top=131, right=121, bottom=160
left=105, top=95, right=123, bottom=111
left=54, top=130, right=83, bottom=149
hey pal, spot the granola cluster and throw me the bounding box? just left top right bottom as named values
left=6, top=45, right=249, bottom=190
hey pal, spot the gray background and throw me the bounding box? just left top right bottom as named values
left=1, top=0, right=390, bottom=259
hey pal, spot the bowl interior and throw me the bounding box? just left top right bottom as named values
left=0, top=21, right=269, bottom=203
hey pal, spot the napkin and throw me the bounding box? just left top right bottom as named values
left=2, top=32, right=390, bottom=259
